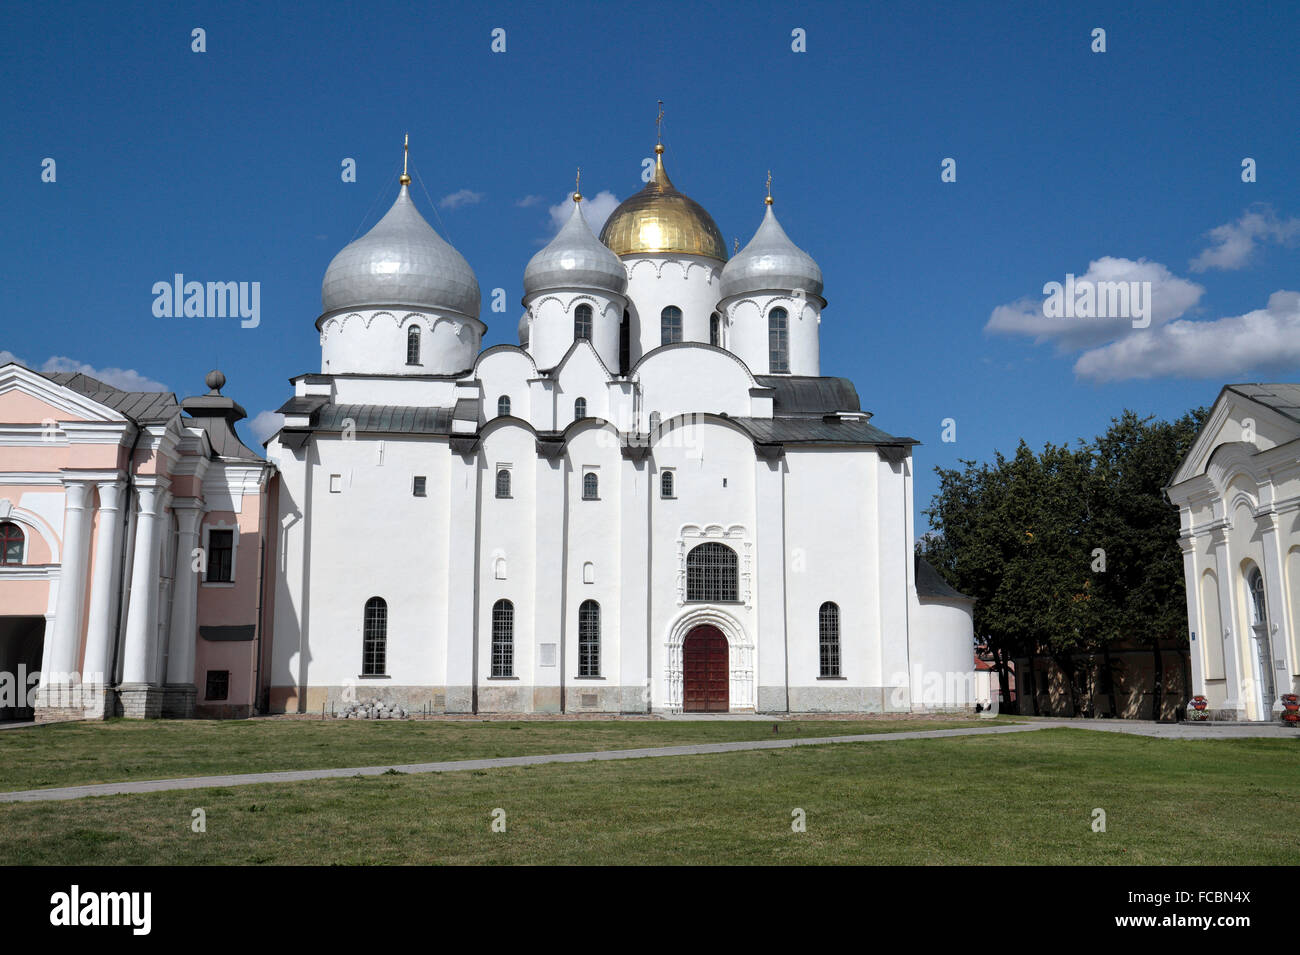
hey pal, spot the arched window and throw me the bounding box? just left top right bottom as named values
left=496, top=468, right=511, bottom=498
left=578, top=599, right=600, bottom=677
left=768, top=307, right=789, bottom=373
left=686, top=542, right=738, bottom=602
left=574, top=397, right=587, bottom=419
left=406, top=325, right=421, bottom=365
left=710, top=313, right=721, bottom=347
left=619, top=310, right=630, bottom=373
left=574, top=303, right=593, bottom=341
left=661, top=470, right=674, bottom=498
left=363, top=597, right=387, bottom=676
left=492, top=599, right=514, bottom=677
left=661, top=306, right=682, bottom=345
left=497, top=395, right=511, bottom=417
left=1248, top=568, right=1267, bottom=626
left=0, top=522, right=24, bottom=565
left=819, top=602, right=841, bottom=677
left=583, top=472, right=599, bottom=500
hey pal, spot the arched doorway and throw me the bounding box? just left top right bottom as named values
left=683, top=625, right=729, bottom=712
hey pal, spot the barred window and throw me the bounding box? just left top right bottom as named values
left=412, top=475, right=426, bottom=497
left=0, top=522, right=24, bottom=565
left=497, top=395, right=511, bottom=417
left=661, top=470, right=674, bottom=498
left=686, top=542, right=738, bottom=602
left=768, top=307, right=789, bottom=373
left=406, top=326, right=421, bottom=365
left=496, top=468, right=511, bottom=498
left=206, top=529, right=234, bottom=582
left=819, top=601, right=841, bottom=677
left=492, top=599, right=514, bottom=677
left=710, top=313, right=721, bottom=346
left=574, top=303, right=593, bottom=341
left=583, top=472, right=599, bottom=500
left=363, top=597, right=387, bottom=676
left=578, top=599, right=600, bottom=677
left=574, top=397, right=587, bottom=419
left=661, top=306, right=682, bottom=345
left=205, top=670, right=229, bottom=701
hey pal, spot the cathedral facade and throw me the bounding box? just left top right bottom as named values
left=265, top=144, right=976, bottom=715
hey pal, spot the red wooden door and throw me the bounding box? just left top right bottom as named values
left=683, top=626, right=729, bottom=712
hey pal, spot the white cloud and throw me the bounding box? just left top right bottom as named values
left=248, top=409, right=285, bottom=443
left=439, top=189, right=484, bottom=209
left=38, top=356, right=169, bottom=392
left=984, top=257, right=1204, bottom=351
left=1190, top=206, right=1300, bottom=272
left=547, top=189, right=619, bottom=237
left=516, top=194, right=546, bottom=208
left=1074, top=290, right=1300, bottom=382
left=0, top=350, right=26, bottom=367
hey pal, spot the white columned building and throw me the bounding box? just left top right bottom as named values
left=1168, top=384, right=1300, bottom=721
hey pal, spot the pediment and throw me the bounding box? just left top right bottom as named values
left=0, top=363, right=128, bottom=424
left=1171, top=386, right=1300, bottom=487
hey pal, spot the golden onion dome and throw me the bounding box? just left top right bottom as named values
left=599, top=146, right=728, bottom=262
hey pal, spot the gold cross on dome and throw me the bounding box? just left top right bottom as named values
left=656, top=100, right=664, bottom=144
left=574, top=166, right=582, bottom=202
left=400, top=133, right=411, bottom=185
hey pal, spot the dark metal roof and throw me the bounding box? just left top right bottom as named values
left=915, top=556, right=973, bottom=601
left=313, top=403, right=455, bottom=435
left=1226, top=383, right=1300, bottom=424
left=754, top=375, right=861, bottom=415
left=276, top=395, right=330, bottom=416
left=732, top=415, right=915, bottom=447
left=42, top=371, right=180, bottom=425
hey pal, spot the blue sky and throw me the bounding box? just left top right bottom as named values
left=3, top=0, right=1298, bottom=533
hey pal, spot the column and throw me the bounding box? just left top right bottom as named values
left=444, top=452, right=478, bottom=713
left=1211, top=526, right=1244, bottom=717
left=34, top=480, right=94, bottom=720
left=47, top=481, right=94, bottom=676
left=618, top=453, right=650, bottom=711
left=164, top=502, right=204, bottom=717
left=1178, top=535, right=1205, bottom=702
left=754, top=452, right=788, bottom=712
left=532, top=454, right=566, bottom=713
left=81, top=481, right=126, bottom=714
left=120, top=485, right=164, bottom=718
left=1259, top=511, right=1291, bottom=716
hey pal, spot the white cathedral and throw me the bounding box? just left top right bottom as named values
left=263, top=141, right=976, bottom=715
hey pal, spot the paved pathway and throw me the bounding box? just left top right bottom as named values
left=0, top=723, right=1047, bottom=803
left=1020, top=716, right=1297, bottom=739
left=1, top=718, right=1291, bottom=804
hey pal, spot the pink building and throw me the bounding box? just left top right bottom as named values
left=0, top=363, right=274, bottom=722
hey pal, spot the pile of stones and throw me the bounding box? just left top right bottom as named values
left=336, top=697, right=408, bottom=719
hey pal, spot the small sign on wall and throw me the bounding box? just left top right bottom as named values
left=540, top=644, right=557, bottom=667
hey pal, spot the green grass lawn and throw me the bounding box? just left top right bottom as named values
left=0, top=715, right=1015, bottom=791
left=0, top=727, right=1294, bottom=864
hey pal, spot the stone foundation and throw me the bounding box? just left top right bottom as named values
left=161, top=683, right=197, bottom=719
left=118, top=683, right=163, bottom=719
left=33, top=681, right=115, bottom=723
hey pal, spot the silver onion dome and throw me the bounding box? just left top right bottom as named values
left=518, top=311, right=530, bottom=346
left=719, top=203, right=824, bottom=302
left=322, top=184, right=481, bottom=317
left=524, top=197, right=628, bottom=297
